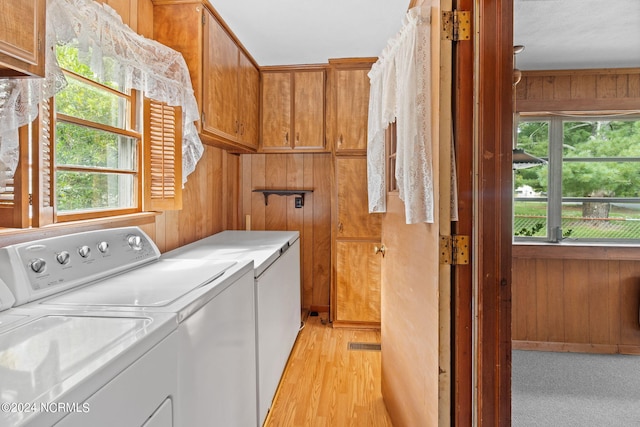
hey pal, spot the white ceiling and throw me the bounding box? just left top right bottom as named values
left=208, top=0, right=640, bottom=70
left=514, top=0, right=640, bottom=70
left=209, top=0, right=410, bottom=66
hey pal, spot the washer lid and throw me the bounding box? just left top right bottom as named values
left=43, top=259, right=237, bottom=307
left=164, top=230, right=299, bottom=277
left=0, top=315, right=159, bottom=425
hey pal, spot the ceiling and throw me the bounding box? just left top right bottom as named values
left=209, top=0, right=640, bottom=70
left=514, top=0, right=640, bottom=70
left=210, top=0, right=410, bottom=66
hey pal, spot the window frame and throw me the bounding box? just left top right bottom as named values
left=514, top=113, right=640, bottom=244
left=53, top=68, right=142, bottom=222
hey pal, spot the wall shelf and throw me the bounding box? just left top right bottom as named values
left=253, top=189, right=313, bottom=206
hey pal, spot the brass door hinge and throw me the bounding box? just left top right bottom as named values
left=439, top=235, right=470, bottom=265
left=442, top=10, right=471, bottom=41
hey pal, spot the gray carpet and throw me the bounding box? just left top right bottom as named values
left=512, top=350, right=640, bottom=426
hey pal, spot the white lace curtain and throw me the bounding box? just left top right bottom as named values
left=367, top=5, right=434, bottom=224
left=0, top=0, right=203, bottom=192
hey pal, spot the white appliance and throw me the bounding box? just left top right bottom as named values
left=0, top=276, right=178, bottom=427
left=0, top=227, right=258, bottom=427
left=163, top=230, right=301, bottom=426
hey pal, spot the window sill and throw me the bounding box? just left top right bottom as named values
left=0, top=212, right=160, bottom=248
left=513, top=242, right=640, bottom=261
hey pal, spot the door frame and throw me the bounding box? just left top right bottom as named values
left=453, top=0, right=513, bottom=425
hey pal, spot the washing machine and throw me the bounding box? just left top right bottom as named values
left=0, top=275, right=178, bottom=427
left=0, top=227, right=257, bottom=427
left=163, top=230, right=301, bottom=426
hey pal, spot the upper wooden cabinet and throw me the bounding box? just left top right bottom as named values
left=0, top=0, right=45, bottom=77
left=260, top=68, right=326, bottom=152
left=328, top=59, right=375, bottom=154
left=153, top=1, right=259, bottom=152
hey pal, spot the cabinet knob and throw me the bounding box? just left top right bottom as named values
left=296, top=132, right=299, bottom=144
left=374, top=244, right=386, bottom=257
left=338, top=222, right=344, bottom=233
left=285, top=132, right=289, bottom=145
left=338, top=134, right=343, bottom=147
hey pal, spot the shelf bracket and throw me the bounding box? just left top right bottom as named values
left=253, top=189, right=314, bottom=206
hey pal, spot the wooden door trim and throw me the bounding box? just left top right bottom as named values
left=453, top=0, right=513, bottom=424
left=452, top=0, right=474, bottom=424
left=471, top=0, right=514, bottom=425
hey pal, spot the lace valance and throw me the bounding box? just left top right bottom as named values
left=367, top=6, right=434, bottom=224
left=0, top=0, right=203, bottom=192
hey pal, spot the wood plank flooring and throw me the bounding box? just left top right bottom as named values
left=264, top=314, right=393, bottom=427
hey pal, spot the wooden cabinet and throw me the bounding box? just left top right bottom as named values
left=0, top=0, right=45, bottom=77
left=332, top=156, right=382, bottom=326
left=153, top=1, right=259, bottom=151
left=329, top=59, right=381, bottom=327
left=333, top=66, right=372, bottom=153
left=260, top=69, right=326, bottom=152
left=335, top=241, right=381, bottom=323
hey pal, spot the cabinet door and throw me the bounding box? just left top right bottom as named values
left=261, top=72, right=292, bottom=149
left=293, top=70, right=325, bottom=150
left=335, top=240, right=381, bottom=323
left=0, top=0, right=45, bottom=77
left=238, top=51, right=259, bottom=149
left=335, top=68, right=370, bottom=153
left=203, top=10, right=239, bottom=139
left=336, top=157, right=382, bottom=239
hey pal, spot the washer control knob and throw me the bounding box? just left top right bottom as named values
left=127, top=235, right=143, bottom=251
left=78, top=245, right=91, bottom=258
left=56, top=251, right=71, bottom=265
left=29, top=258, right=46, bottom=273
left=97, top=241, right=109, bottom=253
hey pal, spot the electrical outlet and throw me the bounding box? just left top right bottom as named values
left=294, top=196, right=303, bottom=208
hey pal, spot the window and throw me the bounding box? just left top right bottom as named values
left=53, top=46, right=141, bottom=221
left=514, top=115, right=640, bottom=242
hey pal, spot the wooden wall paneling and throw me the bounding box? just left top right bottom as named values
left=302, top=154, right=315, bottom=308
left=523, top=258, right=538, bottom=340
left=553, top=75, right=571, bottom=100
left=511, top=258, right=526, bottom=340
left=517, top=69, right=640, bottom=112
left=597, top=74, right=618, bottom=99
left=212, top=147, right=226, bottom=235
left=250, top=154, right=267, bottom=230
left=265, top=154, right=288, bottom=230
left=225, top=152, right=240, bottom=230
left=562, top=260, right=590, bottom=343
left=241, top=155, right=252, bottom=229
left=312, top=154, right=332, bottom=309
left=163, top=210, right=180, bottom=252
left=239, top=152, right=332, bottom=310
left=571, top=74, right=597, bottom=100
left=587, top=260, right=613, bottom=345
left=533, top=259, right=548, bottom=341
left=607, top=261, right=622, bottom=345
left=629, top=74, right=640, bottom=97
left=512, top=251, right=640, bottom=352
left=619, top=260, right=640, bottom=345
left=542, top=259, right=564, bottom=342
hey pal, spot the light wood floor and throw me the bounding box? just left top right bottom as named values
left=264, top=313, right=393, bottom=427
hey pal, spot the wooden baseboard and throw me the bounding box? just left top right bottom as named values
left=332, top=320, right=381, bottom=330
left=309, top=304, right=330, bottom=313
left=513, top=340, right=640, bottom=355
